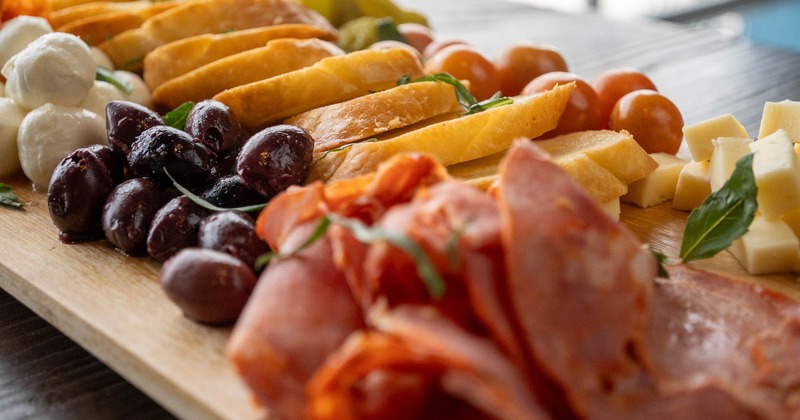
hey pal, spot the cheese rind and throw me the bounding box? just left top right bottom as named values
left=683, top=113, right=749, bottom=161
left=672, top=160, right=711, bottom=211
left=708, top=137, right=752, bottom=192
left=729, top=216, right=800, bottom=275
left=758, top=100, right=800, bottom=142
left=621, top=153, right=687, bottom=208
left=749, top=129, right=800, bottom=219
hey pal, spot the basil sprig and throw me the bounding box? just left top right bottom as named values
left=164, top=169, right=267, bottom=213
left=95, top=67, right=133, bottom=95
left=163, top=102, right=195, bottom=129
left=398, top=73, right=513, bottom=115
left=0, top=183, right=23, bottom=209
left=680, top=154, right=757, bottom=262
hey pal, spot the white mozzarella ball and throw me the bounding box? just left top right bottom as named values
left=89, top=46, right=114, bottom=70
left=80, top=80, right=125, bottom=118
left=0, top=98, right=28, bottom=177
left=2, top=33, right=95, bottom=110
left=17, top=103, right=107, bottom=191
left=0, top=16, right=52, bottom=69
left=113, top=70, right=153, bottom=109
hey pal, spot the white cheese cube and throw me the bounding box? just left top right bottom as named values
left=708, top=137, right=752, bottom=192
left=781, top=207, right=800, bottom=239
left=758, top=100, right=800, bottom=142
left=621, top=153, right=687, bottom=208
left=749, top=129, right=800, bottom=219
left=729, top=217, right=800, bottom=275
left=672, top=160, right=711, bottom=211
left=683, top=113, right=749, bottom=161
left=600, top=198, right=621, bottom=220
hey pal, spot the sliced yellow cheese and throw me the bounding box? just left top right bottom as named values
left=758, top=100, right=800, bottom=142
left=781, top=207, right=800, bottom=240
left=749, top=129, right=800, bottom=219
left=672, top=160, right=711, bottom=211
left=729, top=216, right=800, bottom=275
left=622, top=153, right=687, bottom=208
left=682, top=113, right=749, bottom=162
left=708, top=136, right=752, bottom=192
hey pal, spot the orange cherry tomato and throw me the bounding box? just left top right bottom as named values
left=422, top=38, right=468, bottom=60
left=495, top=41, right=569, bottom=97
left=609, top=89, right=683, bottom=154
left=521, top=71, right=603, bottom=138
left=424, top=44, right=501, bottom=101
left=397, top=23, right=434, bottom=54
left=591, top=67, right=657, bottom=129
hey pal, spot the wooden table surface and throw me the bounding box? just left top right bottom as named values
left=2, top=0, right=800, bottom=418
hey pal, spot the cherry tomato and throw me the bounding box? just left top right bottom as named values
left=609, top=89, right=683, bottom=154
left=397, top=23, right=434, bottom=54
left=521, top=71, right=603, bottom=137
left=495, top=41, right=569, bottom=97
left=591, top=67, right=657, bottom=129
left=424, top=44, right=501, bottom=101
left=422, top=38, right=468, bottom=60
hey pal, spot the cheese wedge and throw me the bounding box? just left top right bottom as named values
left=729, top=216, right=800, bottom=275
left=285, top=81, right=462, bottom=153
left=621, top=153, right=687, bottom=208
left=682, top=113, right=749, bottom=162
left=749, top=129, right=800, bottom=219
left=708, top=136, right=752, bottom=191
left=215, top=47, right=424, bottom=129
left=308, top=84, right=574, bottom=183
left=143, top=23, right=338, bottom=91
left=758, top=100, right=800, bottom=142
left=151, top=38, right=343, bottom=109
left=672, top=160, right=711, bottom=211
left=99, top=0, right=334, bottom=71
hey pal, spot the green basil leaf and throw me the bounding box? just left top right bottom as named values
left=397, top=72, right=511, bottom=115
left=0, top=183, right=23, bottom=209
left=376, top=17, right=407, bottom=43
left=96, top=67, right=133, bottom=95
left=312, top=138, right=378, bottom=166
left=680, top=153, right=757, bottom=262
left=467, top=92, right=514, bottom=115
left=163, top=102, right=194, bottom=129
left=165, top=169, right=267, bottom=213
left=650, top=247, right=669, bottom=278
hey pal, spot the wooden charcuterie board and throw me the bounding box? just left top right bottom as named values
left=1, top=170, right=798, bottom=419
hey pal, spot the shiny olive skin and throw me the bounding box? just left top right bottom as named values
left=127, top=125, right=214, bottom=187
left=236, top=124, right=314, bottom=197
left=101, top=178, right=168, bottom=255
left=184, top=100, right=242, bottom=154
left=159, top=248, right=257, bottom=325
left=48, top=147, right=115, bottom=243
left=86, top=144, right=125, bottom=185
left=146, top=196, right=210, bottom=262
left=106, top=100, right=163, bottom=157
left=198, top=211, right=269, bottom=270
left=200, top=174, right=267, bottom=209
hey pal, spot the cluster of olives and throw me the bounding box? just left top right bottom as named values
left=46, top=99, right=315, bottom=324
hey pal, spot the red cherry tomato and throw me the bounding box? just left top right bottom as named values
left=422, top=38, right=468, bottom=60
left=609, top=89, right=683, bottom=154
left=424, top=44, right=501, bottom=101
left=521, top=71, right=603, bottom=138
left=591, top=67, right=657, bottom=129
left=397, top=23, right=434, bottom=54
left=495, top=41, right=569, bottom=97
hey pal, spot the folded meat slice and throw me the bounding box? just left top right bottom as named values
left=495, top=140, right=657, bottom=416
left=307, top=305, right=551, bottom=420
left=643, top=264, right=800, bottom=418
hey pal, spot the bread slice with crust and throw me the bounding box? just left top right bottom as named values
left=57, top=2, right=179, bottom=46
left=143, top=23, right=338, bottom=90
left=214, top=47, right=424, bottom=129
left=285, top=80, right=462, bottom=153
left=98, top=0, right=334, bottom=71
left=151, top=38, right=344, bottom=109
left=307, top=83, right=574, bottom=183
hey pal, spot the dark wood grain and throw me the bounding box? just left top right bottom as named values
left=2, top=0, right=800, bottom=418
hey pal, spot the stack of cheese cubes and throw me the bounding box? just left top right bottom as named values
left=679, top=100, right=800, bottom=275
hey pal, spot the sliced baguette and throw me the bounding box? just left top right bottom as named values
left=143, top=23, right=338, bottom=90
left=307, top=83, right=575, bottom=183
left=214, top=47, right=424, bottom=129
left=50, top=0, right=133, bottom=12
left=285, top=80, right=462, bottom=153
left=98, top=0, right=333, bottom=71
left=50, top=1, right=152, bottom=28
left=151, top=38, right=343, bottom=109
left=57, top=2, right=178, bottom=46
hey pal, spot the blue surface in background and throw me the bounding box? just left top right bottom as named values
left=742, top=0, right=800, bottom=51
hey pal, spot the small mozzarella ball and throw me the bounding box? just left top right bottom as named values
left=0, top=16, right=52, bottom=69
left=0, top=98, right=27, bottom=177
left=89, top=47, right=114, bottom=70
left=17, top=103, right=107, bottom=191
left=2, top=33, right=95, bottom=110
left=80, top=80, right=125, bottom=118
left=113, top=70, right=153, bottom=109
